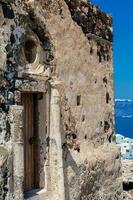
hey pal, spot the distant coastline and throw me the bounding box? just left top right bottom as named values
left=115, top=99, right=133, bottom=102
left=115, top=99, right=133, bottom=139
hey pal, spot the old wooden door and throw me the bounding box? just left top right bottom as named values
left=21, top=93, right=39, bottom=192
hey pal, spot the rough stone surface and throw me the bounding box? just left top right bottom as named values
left=0, top=146, right=8, bottom=200
left=123, top=191, right=133, bottom=200
left=0, top=0, right=122, bottom=200
left=122, top=160, right=133, bottom=184
left=122, top=160, right=133, bottom=200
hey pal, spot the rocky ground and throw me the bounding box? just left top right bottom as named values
left=122, top=160, right=133, bottom=199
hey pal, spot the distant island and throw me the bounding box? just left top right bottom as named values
left=115, top=99, right=133, bottom=138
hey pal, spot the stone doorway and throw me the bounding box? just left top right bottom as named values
left=9, top=82, right=65, bottom=200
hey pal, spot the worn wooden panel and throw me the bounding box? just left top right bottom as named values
left=21, top=93, right=36, bottom=192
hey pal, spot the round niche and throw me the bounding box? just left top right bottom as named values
left=17, top=34, right=45, bottom=75
left=22, top=35, right=44, bottom=74
left=24, top=39, right=37, bottom=64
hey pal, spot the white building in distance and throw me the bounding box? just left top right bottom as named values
left=116, top=134, right=133, bottom=159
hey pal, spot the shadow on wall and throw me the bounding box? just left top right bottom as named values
left=62, top=146, right=79, bottom=200
left=60, top=103, right=79, bottom=200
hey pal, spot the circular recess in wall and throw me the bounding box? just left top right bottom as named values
left=17, top=33, right=46, bottom=75
left=24, top=39, right=37, bottom=64
left=21, top=34, right=44, bottom=74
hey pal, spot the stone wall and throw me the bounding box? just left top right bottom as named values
left=45, top=0, right=122, bottom=199
left=0, top=0, right=122, bottom=200
left=65, top=0, right=112, bottom=42
left=0, top=1, right=53, bottom=198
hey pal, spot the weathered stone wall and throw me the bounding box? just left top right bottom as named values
left=44, top=0, right=122, bottom=199
left=0, top=1, right=54, bottom=199
left=0, top=0, right=122, bottom=199
left=65, top=0, right=112, bottom=41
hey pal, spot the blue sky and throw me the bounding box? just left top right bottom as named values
left=90, top=0, right=133, bottom=99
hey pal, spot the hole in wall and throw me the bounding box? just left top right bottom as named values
left=95, top=78, right=97, bottom=84
left=77, top=95, right=81, bottom=106
left=103, top=77, right=107, bottom=84
left=82, top=114, right=85, bottom=122
left=84, top=135, right=87, bottom=140
left=72, top=133, right=77, bottom=139
left=104, top=121, right=110, bottom=132
left=24, top=39, right=37, bottom=64
left=106, top=92, right=110, bottom=104
left=123, top=182, right=133, bottom=191
left=100, top=121, right=103, bottom=127
left=90, top=47, right=93, bottom=55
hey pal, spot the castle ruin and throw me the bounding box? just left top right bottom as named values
left=0, top=0, right=123, bottom=199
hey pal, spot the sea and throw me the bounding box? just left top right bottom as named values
left=115, top=99, right=133, bottom=138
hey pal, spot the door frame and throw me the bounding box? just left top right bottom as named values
left=9, top=80, right=65, bottom=200
left=9, top=80, right=50, bottom=199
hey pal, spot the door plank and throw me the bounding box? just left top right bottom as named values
left=22, top=93, right=37, bottom=192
